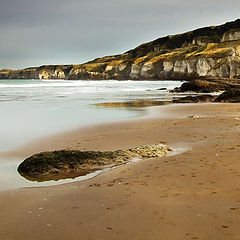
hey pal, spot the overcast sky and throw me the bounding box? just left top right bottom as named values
left=1, top=0, right=240, bottom=69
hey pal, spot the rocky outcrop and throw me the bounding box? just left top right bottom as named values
left=173, top=95, right=216, bottom=103
left=18, top=144, right=171, bottom=182
left=0, top=69, right=13, bottom=79
left=173, top=79, right=240, bottom=93
left=38, top=65, right=72, bottom=79
left=0, top=68, right=39, bottom=79
left=2, top=19, right=240, bottom=81
left=214, top=90, right=240, bottom=102
left=95, top=100, right=170, bottom=108
left=221, top=30, right=240, bottom=42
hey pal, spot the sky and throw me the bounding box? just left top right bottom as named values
left=1, top=0, right=240, bottom=69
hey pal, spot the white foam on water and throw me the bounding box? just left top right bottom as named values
left=0, top=79, right=182, bottom=151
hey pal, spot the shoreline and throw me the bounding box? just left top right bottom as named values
left=0, top=102, right=210, bottom=160
left=1, top=103, right=240, bottom=239
left=0, top=103, right=181, bottom=191
left=0, top=102, right=178, bottom=191
left=1, top=79, right=182, bottom=153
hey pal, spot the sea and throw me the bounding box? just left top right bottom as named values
left=0, top=79, right=183, bottom=190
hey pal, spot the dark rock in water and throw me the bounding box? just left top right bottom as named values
left=157, top=88, right=167, bottom=91
left=95, top=100, right=170, bottom=108
left=18, top=144, right=171, bottom=182
left=173, top=79, right=240, bottom=93
left=173, top=94, right=215, bottom=103
left=18, top=150, right=117, bottom=182
left=214, top=90, right=240, bottom=102
left=173, top=80, right=217, bottom=93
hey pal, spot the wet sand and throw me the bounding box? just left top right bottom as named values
left=1, top=103, right=240, bottom=240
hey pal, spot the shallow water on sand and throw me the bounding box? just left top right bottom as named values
left=0, top=79, right=183, bottom=190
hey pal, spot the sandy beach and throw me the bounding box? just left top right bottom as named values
left=1, top=103, right=240, bottom=240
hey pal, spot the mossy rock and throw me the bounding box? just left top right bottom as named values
left=95, top=100, right=170, bottom=108
left=173, top=79, right=240, bottom=93
left=214, top=90, right=240, bottom=102
left=18, top=144, right=171, bottom=182
left=173, top=95, right=215, bottom=103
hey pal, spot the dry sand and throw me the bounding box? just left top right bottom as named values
left=1, top=103, right=240, bottom=240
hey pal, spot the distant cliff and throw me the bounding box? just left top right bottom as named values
left=2, top=19, right=240, bottom=80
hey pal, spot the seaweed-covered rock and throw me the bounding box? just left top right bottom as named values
left=173, top=80, right=218, bottom=93
left=173, top=79, right=240, bottom=93
left=173, top=94, right=215, bottom=103
left=95, top=100, right=170, bottom=108
left=214, top=90, right=240, bottom=102
left=18, top=144, right=171, bottom=182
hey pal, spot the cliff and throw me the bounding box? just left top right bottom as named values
left=2, top=19, right=240, bottom=80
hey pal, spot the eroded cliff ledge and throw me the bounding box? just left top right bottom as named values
left=2, top=19, right=240, bottom=81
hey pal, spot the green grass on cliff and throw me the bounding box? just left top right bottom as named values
left=82, top=39, right=239, bottom=70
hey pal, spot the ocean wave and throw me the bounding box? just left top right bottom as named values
left=0, top=80, right=182, bottom=89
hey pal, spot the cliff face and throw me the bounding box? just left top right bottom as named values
left=2, top=19, right=240, bottom=80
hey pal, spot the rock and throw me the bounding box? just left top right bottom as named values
left=214, top=90, right=240, bottom=102
left=172, top=79, right=240, bottom=93
left=187, top=115, right=201, bottom=119
left=157, top=88, right=167, bottom=90
left=172, top=80, right=222, bottom=93
left=95, top=100, right=170, bottom=108
left=18, top=144, right=171, bottom=182
left=173, top=94, right=215, bottom=103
